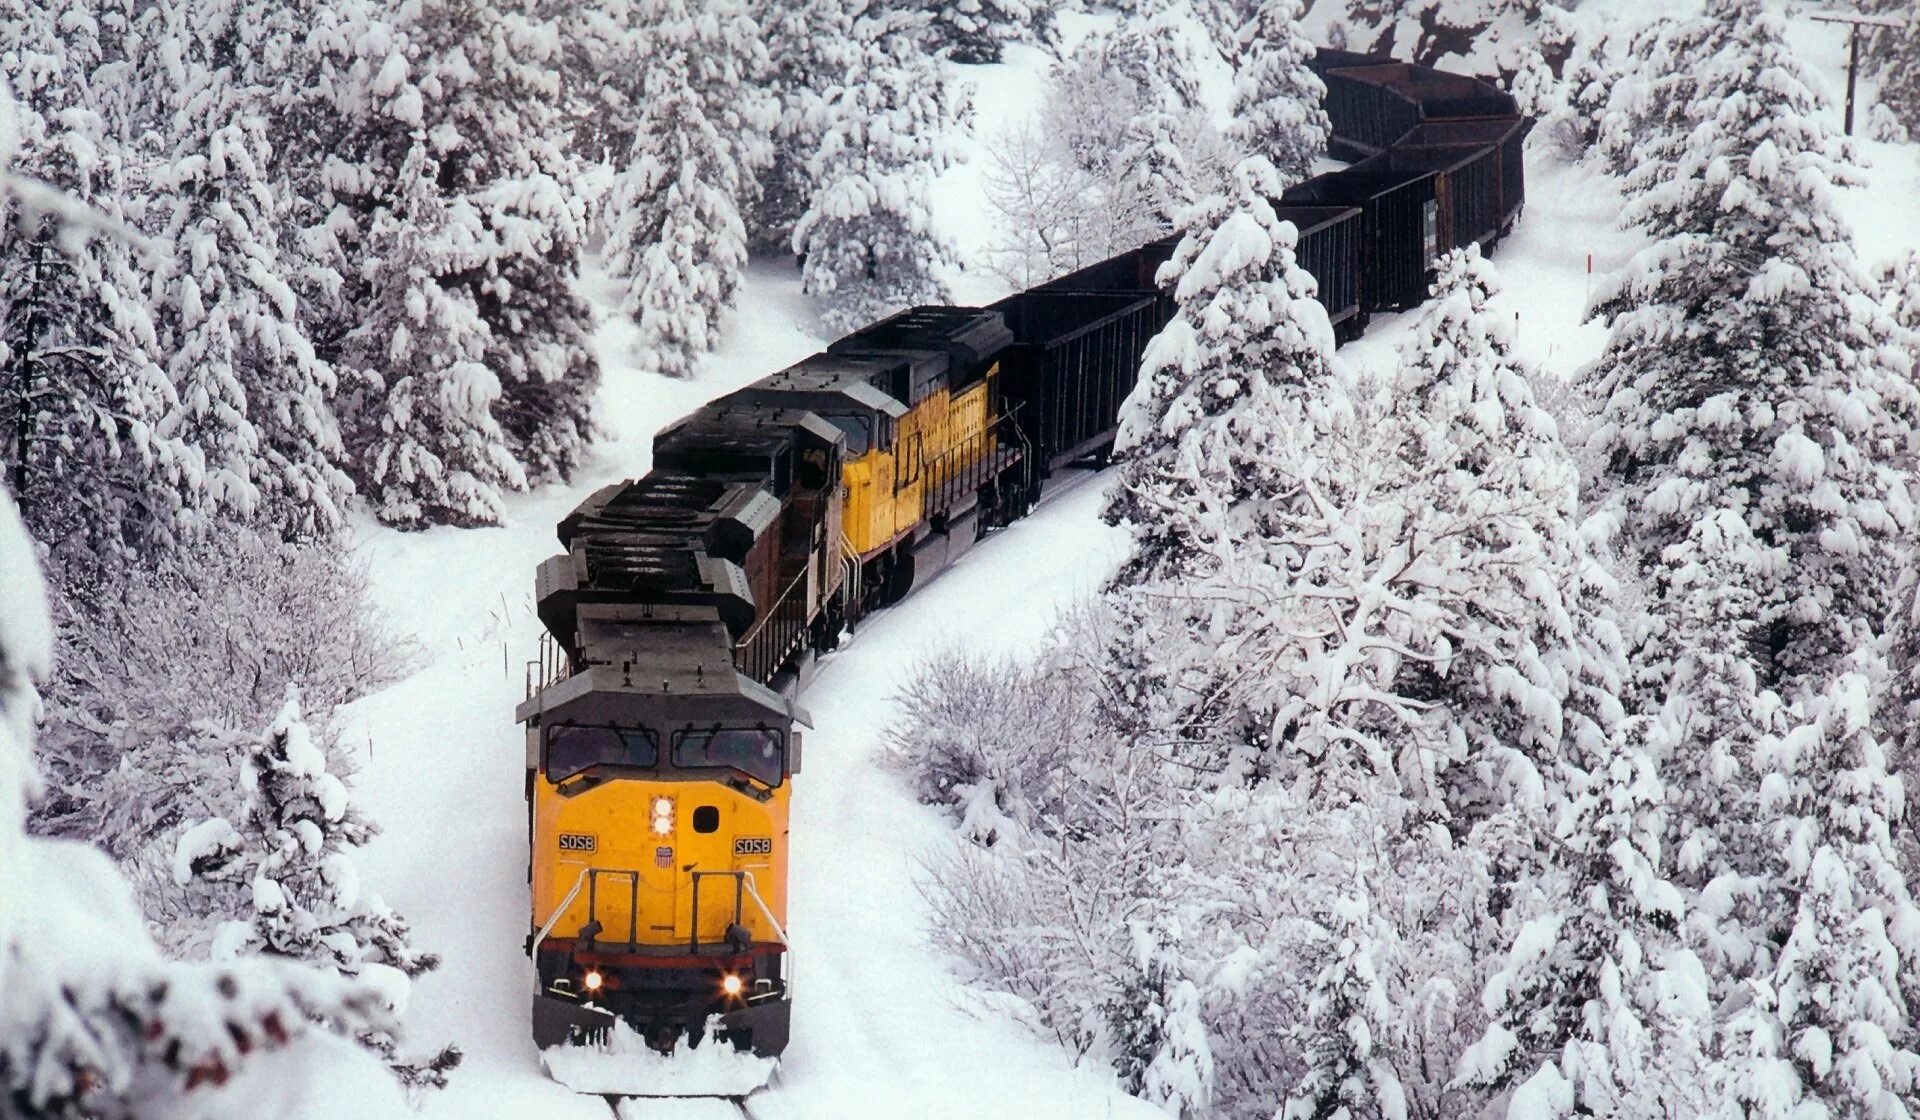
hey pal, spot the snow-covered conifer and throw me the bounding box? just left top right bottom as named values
left=749, top=0, right=860, bottom=253
left=0, top=101, right=402, bottom=1107
left=423, top=0, right=598, bottom=486
left=319, top=0, right=596, bottom=520
left=794, top=22, right=962, bottom=333
left=602, top=0, right=773, bottom=376
left=1586, top=4, right=1920, bottom=1107
left=1456, top=718, right=1718, bottom=1116
left=1227, top=0, right=1329, bottom=184
left=343, top=145, right=524, bottom=528
left=1588, top=0, right=1917, bottom=702
left=1107, top=922, right=1214, bottom=1118
left=173, top=688, right=458, bottom=1087
left=1883, top=250, right=1920, bottom=336
left=1862, top=1, right=1919, bottom=141
left=135, top=1, right=352, bottom=539
left=1282, top=893, right=1408, bottom=1120
left=920, top=0, right=1052, bottom=64
left=1, top=1, right=188, bottom=561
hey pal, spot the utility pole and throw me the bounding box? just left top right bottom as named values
left=1811, top=11, right=1905, bottom=136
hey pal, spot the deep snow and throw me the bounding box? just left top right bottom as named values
left=336, top=10, right=1920, bottom=1118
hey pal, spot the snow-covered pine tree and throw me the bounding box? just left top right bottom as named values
left=1376, top=247, right=1625, bottom=826
left=255, top=1, right=521, bottom=527
left=1282, top=892, right=1408, bottom=1120
left=1601, top=10, right=1744, bottom=205
left=1105, top=154, right=1391, bottom=786
left=919, top=0, right=1051, bottom=64
left=344, top=142, right=525, bottom=528
left=134, top=0, right=353, bottom=540
left=750, top=0, right=860, bottom=254
left=1454, top=718, right=1718, bottom=1117
left=1227, top=0, right=1329, bottom=185
left=1860, top=0, right=1919, bottom=141
left=1107, top=16, right=1213, bottom=235
left=172, top=687, right=459, bottom=1088
left=0, top=0, right=188, bottom=562
left=1585, top=3, right=1920, bottom=1108
left=1884, top=250, right=1920, bottom=335
left=419, top=0, right=598, bottom=486
left=316, top=0, right=596, bottom=522
left=602, top=0, right=773, bottom=376
left=793, top=17, right=962, bottom=333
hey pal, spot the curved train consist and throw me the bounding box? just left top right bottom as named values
left=514, top=47, right=1532, bottom=1074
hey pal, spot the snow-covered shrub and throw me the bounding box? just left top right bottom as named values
left=0, top=461, right=404, bottom=1120
left=889, top=651, right=1092, bottom=843
left=34, top=534, right=409, bottom=931
left=172, top=689, right=459, bottom=1089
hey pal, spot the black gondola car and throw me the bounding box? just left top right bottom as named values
left=1402, top=117, right=1532, bottom=234
left=1319, top=68, right=1424, bottom=160
left=1037, top=208, right=1367, bottom=339
left=992, top=290, right=1165, bottom=473
left=1034, top=236, right=1181, bottom=297
left=1278, top=205, right=1367, bottom=337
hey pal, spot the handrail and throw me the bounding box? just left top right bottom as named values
left=734, top=564, right=810, bottom=653
left=839, top=532, right=861, bottom=611
left=741, top=871, right=790, bottom=948
left=529, top=865, right=592, bottom=961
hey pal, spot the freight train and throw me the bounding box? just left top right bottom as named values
left=514, top=46, right=1530, bottom=1086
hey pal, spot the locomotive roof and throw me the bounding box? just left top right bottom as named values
left=724, top=357, right=909, bottom=419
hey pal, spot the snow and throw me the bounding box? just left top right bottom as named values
left=328, top=9, right=1920, bottom=1117
left=541, top=1019, right=775, bottom=1098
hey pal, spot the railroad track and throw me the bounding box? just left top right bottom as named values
left=600, top=1091, right=779, bottom=1120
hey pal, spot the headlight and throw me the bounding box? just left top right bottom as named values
left=721, top=973, right=743, bottom=997
left=583, top=969, right=603, bottom=992
left=651, top=796, right=675, bottom=836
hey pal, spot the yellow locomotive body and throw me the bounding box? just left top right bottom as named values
left=519, top=307, right=1029, bottom=1086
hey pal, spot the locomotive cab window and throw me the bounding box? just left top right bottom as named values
left=545, top=724, right=658, bottom=782
left=823, top=413, right=872, bottom=456
left=672, top=727, right=784, bottom=788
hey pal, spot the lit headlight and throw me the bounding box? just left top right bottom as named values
left=651, top=796, right=675, bottom=836
left=583, top=969, right=603, bottom=992
left=721, top=973, right=743, bottom=997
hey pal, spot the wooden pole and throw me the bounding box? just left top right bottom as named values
left=1846, top=24, right=1860, bottom=136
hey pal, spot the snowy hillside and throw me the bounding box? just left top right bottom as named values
left=328, top=8, right=1920, bottom=1117
left=10, top=0, right=1920, bottom=1116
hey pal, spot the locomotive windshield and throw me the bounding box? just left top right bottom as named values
left=672, top=727, right=784, bottom=787
left=546, top=724, right=658, bottom=782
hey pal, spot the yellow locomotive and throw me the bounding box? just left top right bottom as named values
left=516, top=309, right=1033, bottom=1078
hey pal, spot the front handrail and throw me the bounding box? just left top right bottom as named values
left=529, top=865, right=591, bottom=962
left=741, top=871, right=790, bottom=948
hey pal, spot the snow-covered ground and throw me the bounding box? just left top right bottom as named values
left=338, top=12, right=1919, bottom=1117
